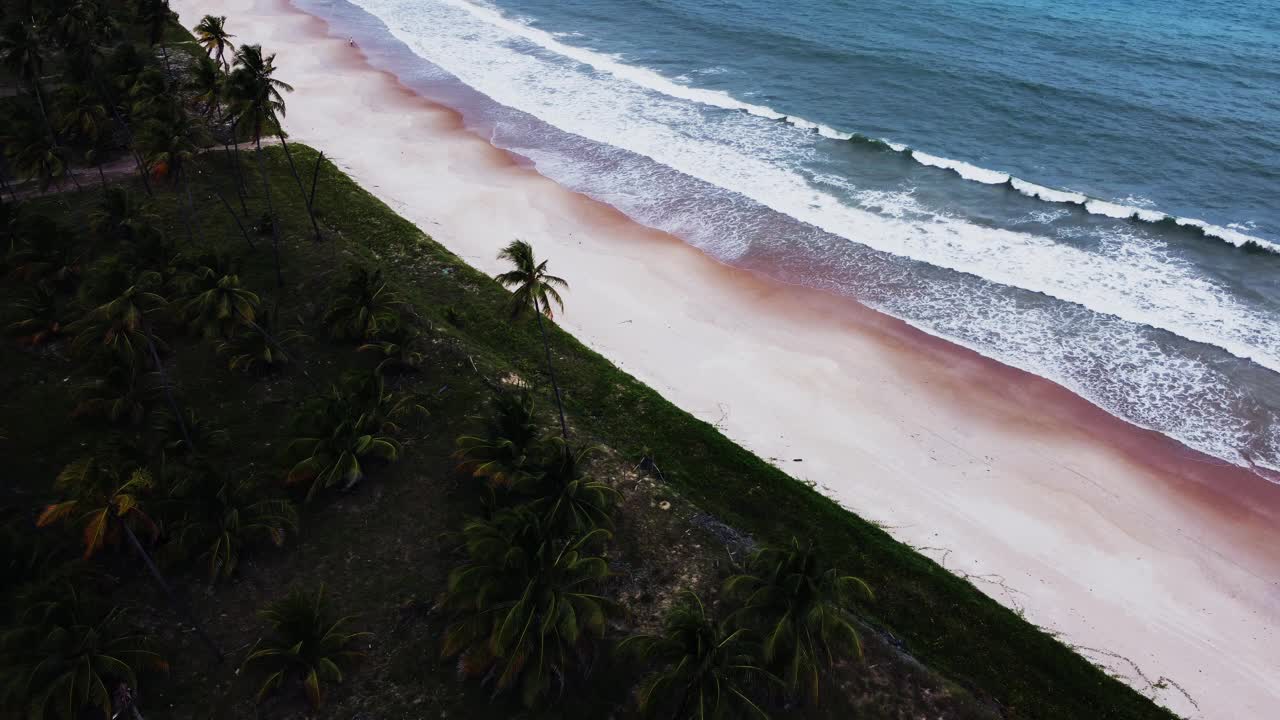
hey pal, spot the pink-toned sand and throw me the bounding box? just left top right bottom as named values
left=170, top=0, right=1280, bottom=715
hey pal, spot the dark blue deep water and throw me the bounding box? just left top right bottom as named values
left=307, top=0, right=1280, bottom=476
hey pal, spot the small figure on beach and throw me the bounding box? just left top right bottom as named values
left=348, top=36, right=357, bottom=47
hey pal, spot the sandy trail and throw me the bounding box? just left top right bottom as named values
left=170, top=0, right=1280, bottom=716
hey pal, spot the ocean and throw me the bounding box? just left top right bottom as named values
left=297, top=0, right=1280, bottom=478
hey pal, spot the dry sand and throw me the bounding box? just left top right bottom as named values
left=170, top=0, right=1280, bottom=715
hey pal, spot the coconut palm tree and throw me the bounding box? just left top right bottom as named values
left=0, top=588, right=166, bottom=720
left=454, top=387, right=543, bottom=490
left=217, top=311, right=304, bottom=374
left=89, top=186, right=161, bottom=246
left=188, top=53, right=223, bottom=117
left=5, top=284, right=63, bottom=347
left=151, top=407, right=229, bottom=456
left=723, top=538, right=873, bottom=703
left=71, top=366, right=153, bottom=425
left=36, top=455, right=159, bottom=559
left=439, top=507, right=613, bottom=707
left=181, top=271, right=260, bottom=340
left=619, top=591, right=775, bottom=720
left=58, top=85, right=109, bottom=144
left=67, top=272, right=168, bottom=371
left=357, top=339, right=424, bottom=376
left=228, top=44, right=292, bottom=285
left=324, top=266, right=409, bottom=341
left=529, top=439, right=619, bottom=534
left=167, top=471, right=297, bottom=583
left=243, top=586, right=370, bottom=708
left=138, top=101, right=211, bottom=245
left=496, top=240, right=570, bottom=441
left=0, top=19, right=57, bottom=146
left=285, top=377, right=404, bottom=503
left=193, top=14, right=235, bottom=70
left=2, top=111, right=77, bottom=193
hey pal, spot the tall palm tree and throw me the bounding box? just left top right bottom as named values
left=2, top=111, right=77, bottom=193
left=67, top=272, right=168, bottom=372
left=36, top=455, right=159, bottom=559
left=439, top=507, right=613, bottom=707
left=228, top=44, right=291, bottom=285
left=723, top=538, right=873, bottom=703
left=495, top=240, right=570, bottom=441
left=619, top=591, right=775, bottom=720
left=193, top=14, right=235, bottom=70
left=138, top=102, right=211, bottom=245
left=89, top=186, right=161, bottom=246
left=0, top=19, right=57, bottom=147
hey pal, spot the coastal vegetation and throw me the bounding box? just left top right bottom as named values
left=0, top=2, right=1179, bottom=719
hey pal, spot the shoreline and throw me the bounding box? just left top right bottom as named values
left=172, top=0, right=1280, bottom=716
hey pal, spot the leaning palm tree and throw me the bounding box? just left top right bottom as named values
left=723, top=538, right=873, bottom=703
left=0, top=588, right=166, bottom=720
left=0, top=19, right=57, bottom=146
left=67, top=272, right=168, bottom=372
left=56, top=84, right=111, bottom=185
left=36, top=455, right=159, bottom=559
left=495, top=240, right=570, bottom=441
left=228, top=44, right=293, bottom=284
left=619, top=592, right=775, bottom=720
left=193, top=14, right=235, bottom=70
left=2, top=111, right=77, bottom=193
left=243, top=586, right=370, bottom=708
left=439, top=506, right=613, bottom=707
left=138, top=101, right=211, bottom=245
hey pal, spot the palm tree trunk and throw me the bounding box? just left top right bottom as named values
left=534, top=309, right=570, bottom=441
left=227, top=117, right=248, bottom=213
left=120, top=521, right=223, bottom=662
left=213, top=186, right=255, bottom=250
left=174, top=169, right=195, bottom=246
left=31, top=77, right=57, bottom=148
left=308, top=151, right=325, bottom=209
left=278, top=135, right=321, bottom=241
left=255, top=130, right=284, bottom=287
left=91, top=74, right=153, bottom=197
left=182, top=166, right=202, bottom=244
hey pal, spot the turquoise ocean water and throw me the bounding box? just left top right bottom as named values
left=299, top=0, right=1280, bottom=479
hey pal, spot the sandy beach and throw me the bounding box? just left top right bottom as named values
left=169, top=0, right=1280, bottom=716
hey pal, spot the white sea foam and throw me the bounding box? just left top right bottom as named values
left=343, top=0, right=1280, bottom=470
left=912, top=151, right=1010, bottom=184
left=350, top=0, right=1280, bottom=371
left=386, top=2, right=1273, bottom=254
